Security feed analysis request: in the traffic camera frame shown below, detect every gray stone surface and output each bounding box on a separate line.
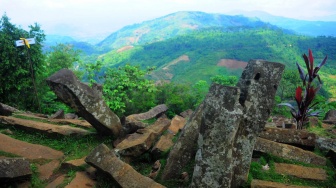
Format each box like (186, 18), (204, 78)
(0, 158), (32, 182)
(231, 60), (285, 186)
(85, 144), (165, 188)
(259, 127), (316, 147)
(191, 85), (243, 187)
(161, 103), (204, 180)
(50, 109), (64, 119)
(255, 137), (326, 166)
(0, 103), (18, 116)
(315, 137), (336, 153)
(126, 104), (168, 122)
(189, 60), (285, 187)
(323, 110), (336, 121)
(46, 69), (122, 136)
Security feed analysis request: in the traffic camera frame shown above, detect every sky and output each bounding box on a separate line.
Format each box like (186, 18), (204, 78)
(1, 0), (336, 41)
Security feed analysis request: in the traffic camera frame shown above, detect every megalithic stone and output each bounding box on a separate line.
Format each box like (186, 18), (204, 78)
(160, 103), (204, 180)
(190, 84), (243, 187)
(231, 60), (285, 186)
(46, 69), (122, 136)
(190, 60), (284, 188)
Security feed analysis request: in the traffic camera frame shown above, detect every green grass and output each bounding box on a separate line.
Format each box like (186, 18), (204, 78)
(247, 154), (336, 188)
(1, 126), (113, 161)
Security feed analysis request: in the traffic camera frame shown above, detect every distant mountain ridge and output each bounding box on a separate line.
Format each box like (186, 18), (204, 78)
(233, 10), (336, 37)
(97, 11), (284, 51)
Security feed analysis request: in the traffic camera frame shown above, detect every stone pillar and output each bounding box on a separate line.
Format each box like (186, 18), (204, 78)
(190, 85), (243, 187)
(231, 60), (285, 186)
(190, 60), (284, 187)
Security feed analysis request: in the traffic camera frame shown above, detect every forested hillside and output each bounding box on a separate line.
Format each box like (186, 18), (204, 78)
(97, 28), (336, 84)
(97, 11), (286, 51)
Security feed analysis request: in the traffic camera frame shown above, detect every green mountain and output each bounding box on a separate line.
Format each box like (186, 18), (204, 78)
(97, 27), (336, 96)
(89, 11), (336, 98)
(97, 11), (285, 51)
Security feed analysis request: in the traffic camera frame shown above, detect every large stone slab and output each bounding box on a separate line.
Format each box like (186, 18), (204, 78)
(251, 179), (313, 188)
(0, 158), (31, 182)
(259, 127), (316, 147)
(167, 115), (186, 135)
(126, 104), (168, 122)
(0, 133), (64, 160)
(255, 137), (326, 166)
(85, 144), (165, 188)
(161, 103), (204, 180)
(46, 69), (122, 136)
(0, 103), (19, 116)
(115, 117), (171, 157)
(315, 137), (336, 153)
(0, 116), (92, 136)
(274, 163), (327, 181)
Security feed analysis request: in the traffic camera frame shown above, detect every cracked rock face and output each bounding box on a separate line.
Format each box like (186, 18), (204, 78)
(46, 69), (122, 136)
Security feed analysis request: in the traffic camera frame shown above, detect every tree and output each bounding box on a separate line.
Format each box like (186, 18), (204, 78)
(39, 43), (82, 114)
(0, 14), (45, 111)
(44, 43), (81, 76)
(211, 75), (238, 86)
(103, 64), (157, 117)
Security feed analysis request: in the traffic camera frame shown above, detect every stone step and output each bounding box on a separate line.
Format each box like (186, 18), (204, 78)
(255, 137), (326, 166)
(251, 179), (313, 188)
(65, 171), (96, 188)
(274, 163), (327, 181)
(15, 113), (93, 129)
(0, 133), (64, 160)
(0, 116), (93, 136)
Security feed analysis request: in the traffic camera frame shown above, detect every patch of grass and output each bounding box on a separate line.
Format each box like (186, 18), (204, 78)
(307, 126), (336, 139)
(248, 153), (336, 188)
(30, 163), (47, 188)
(7, 128), (114, 160)
(0, 150), (21, 158)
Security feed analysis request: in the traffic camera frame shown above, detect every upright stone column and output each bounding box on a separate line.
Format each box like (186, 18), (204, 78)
(190, 60), (284, 188)
(190, 85), (243, 187)
(231, 60), (285, 186)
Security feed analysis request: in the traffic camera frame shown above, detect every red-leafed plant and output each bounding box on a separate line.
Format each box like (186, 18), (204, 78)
(279, 49), (328, 129)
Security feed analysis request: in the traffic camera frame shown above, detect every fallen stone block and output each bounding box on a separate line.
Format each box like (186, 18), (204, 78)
(115, 117), (171, 157)
(274, 163), (327, 181)
(50, 109), (64, 119)
(255, 137), (326, 166)
(85, 144), (165, 188)
(0, 116), (93, 136)
(259, 127), (316, 147)
(0, 103), (19, 116)
(151, 133), (174, 156)
(126, 104), (168, 122)
(168, 115), (186, 135)
(0, 133), (64, 160)
(46, 69), (122, 136)
(251, 179), (313, 188)
(65, 171), (96, 188)
(0, 158), (32, 182)
(315, 137), (336, 153)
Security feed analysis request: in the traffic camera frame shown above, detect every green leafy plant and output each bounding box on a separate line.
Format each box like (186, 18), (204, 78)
(279, 49), (328, 129)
